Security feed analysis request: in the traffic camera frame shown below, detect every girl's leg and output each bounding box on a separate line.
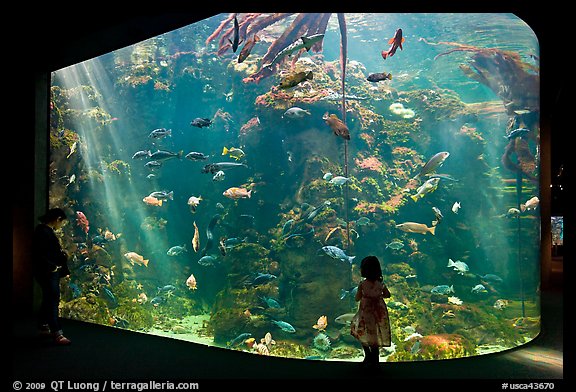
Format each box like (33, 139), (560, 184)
(370, 345), (380, 364)
(362, 345), (371, 363)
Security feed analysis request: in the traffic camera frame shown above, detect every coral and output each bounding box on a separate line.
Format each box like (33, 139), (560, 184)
(313, 332), (331, 351)
(355, 156), (384, 172)
(416, 333), (474, 360)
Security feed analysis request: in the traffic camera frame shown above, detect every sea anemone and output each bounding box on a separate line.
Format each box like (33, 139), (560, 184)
(313, 332), (331, 352)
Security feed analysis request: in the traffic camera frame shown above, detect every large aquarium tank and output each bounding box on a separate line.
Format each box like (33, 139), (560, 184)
(47, 13), (541, 361)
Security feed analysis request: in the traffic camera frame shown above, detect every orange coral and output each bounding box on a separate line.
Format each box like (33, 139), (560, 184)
(359, 132), (375, 148)
(355, 156), (383, 172)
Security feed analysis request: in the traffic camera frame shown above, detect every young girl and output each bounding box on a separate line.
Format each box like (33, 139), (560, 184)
(350, 255), (391, 366)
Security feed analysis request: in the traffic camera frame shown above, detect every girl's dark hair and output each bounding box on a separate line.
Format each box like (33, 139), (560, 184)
(39, 208), (68, 224)
(360, 255), (383, 281)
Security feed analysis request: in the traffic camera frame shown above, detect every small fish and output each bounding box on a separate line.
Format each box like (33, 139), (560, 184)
(238, 34), (259, 63)
(506, 207), (521, 218)
(202, 162), (247, 174)
(414, 152), (450, 180)
(252, 273), (277, 286)
(145, 160), (162, 169)
(262, 34), (324, 68)
(334, 313), (355, 325)
(322, 172), (333, 181)
(167, 245), (187, 256)
(148, 128), (172, 139)
(279, 70), (313, 89)
(411, 177), (440, 202)
(66, 141), (77, 159)
(223, 187), (252, 199)
(149, 150), (183, 161)
(478, 274), (504, 284)
(190, 118), (213, 128)
(320, 245), (355, 264)
(410, 340), (421, 354)
(447, 258), (469, 275)
(75, 211), (90, 234)
(386, 240), (404, 250)
(192, 221), (200, 252)
(187, 196), (202, 213)
(367, 72), (392, 82)
(222, 146), (245, 161)
(142, 195), (163, 206)
(212, 170), (225, 181)
(271, 320), (296, 333)
(493, 299), (509, 310)
(430, 285), (454, 295)
(282, 107), (311, 119)
(186, 273), (197, 290)
(471, 284), (487, 294)
(505, 128), (530, 140)
(313, 315), (328, 331)
(198, 255), (218, 266)
(185, 152), (209, 161)
(260, 296), (281, 308)
(148, 190), (173, 201)
(356, 217), (370, 226)
(227, 332), (252, 347)
(387, 301), (409, 310)
(381, 28), (405, 59)
(452, 201), (461, 214)
(329, 176), (350, 186)
(132, 150), (151, 159)
(520, 196), (539, 212)
(323, 113), (350, 140)
(228, 14), (243, 53)
(432, 207), (444, 226)
(124, 252), (149, 267)
(396, 222), (435, 235)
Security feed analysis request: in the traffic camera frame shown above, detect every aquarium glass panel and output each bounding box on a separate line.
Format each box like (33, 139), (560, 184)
(48, 13), (541, 361)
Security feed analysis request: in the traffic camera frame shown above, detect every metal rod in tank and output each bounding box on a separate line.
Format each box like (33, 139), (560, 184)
(337, 12), (350, 250)
(517, 170), (526, 318)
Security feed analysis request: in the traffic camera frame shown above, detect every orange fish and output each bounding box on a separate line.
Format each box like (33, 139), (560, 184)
(381, 28), (405, 60)
(313, 315), (328, 331)
(186, 273), (197, 290)
(223, 187), (252, 199)
(192, 221), (200, 252)
(143, 195), (163, 206)
(124, 251), (149, 267)
(323, 113), (350, 140)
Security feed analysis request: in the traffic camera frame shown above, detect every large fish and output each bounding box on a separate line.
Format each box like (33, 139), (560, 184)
(381, 28), (405, 59)
(320, 245), (355, 264)
(323, 113), (350, 140)
(367, 72), (392, 83)
(149, 150), (183, 161)
(413, 151), (450, 180)
(202, 162), (247, 174)
(396, 222), (436, 235)
(238, 34), (259, 63)
(263, 34), (324, 69)
(228, 15), (243, 53)
(279, 70), (313, 89)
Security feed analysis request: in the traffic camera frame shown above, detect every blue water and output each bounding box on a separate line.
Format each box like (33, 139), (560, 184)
(50, 13), (540, 361)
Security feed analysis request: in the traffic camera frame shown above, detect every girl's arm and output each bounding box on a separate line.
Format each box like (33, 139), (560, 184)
(382, 284), (391, 299)
(355, 283), (363, 302)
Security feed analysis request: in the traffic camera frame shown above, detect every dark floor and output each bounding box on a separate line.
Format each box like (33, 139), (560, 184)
(13, 286), (563, 388)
